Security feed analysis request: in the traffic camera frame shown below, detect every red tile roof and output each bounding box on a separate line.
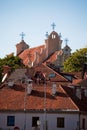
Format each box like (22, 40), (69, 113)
(44, 50), (63, 64)
(18, 44), (63, 66)
(19, 45), (45, 66)
(62, 85), (87, 112)
(0, 83), (79, 112)
(33, 64), (68, 82)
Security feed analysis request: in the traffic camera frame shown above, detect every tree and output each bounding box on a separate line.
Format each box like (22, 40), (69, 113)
(63, 48), (87, 72)
(0, 55), (24, 83)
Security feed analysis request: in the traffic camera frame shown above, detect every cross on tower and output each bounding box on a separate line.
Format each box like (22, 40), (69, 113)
(20, 32), (25, 41)
(51, 22), (56, 31)
(65, 38), (68, 45)
(45, 32), (48, 38)
(59, 33), (62, 39)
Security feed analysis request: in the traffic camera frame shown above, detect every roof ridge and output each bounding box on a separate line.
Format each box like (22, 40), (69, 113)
(43, 63), (68, 81)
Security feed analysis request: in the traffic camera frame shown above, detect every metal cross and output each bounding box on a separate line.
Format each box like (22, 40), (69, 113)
(45, 32), (48, 38)
(59, 33), (62, 39)
(65, 38), (68, 45)
(20, 32), (25, 41)
(51, 22), (56, 31)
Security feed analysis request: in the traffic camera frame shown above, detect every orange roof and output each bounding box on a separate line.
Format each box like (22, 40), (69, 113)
(19, 44), (63, 66)
(0, 83), (78, 112)
(19, 45), (45, 66)
(45, 50), (63, 63)
(33, 64), (68, 82)
(62, 85), (87, 111)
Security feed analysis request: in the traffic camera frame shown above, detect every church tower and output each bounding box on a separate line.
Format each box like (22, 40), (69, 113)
(16, 32), (29, 56)
(63, 38), (71, 62)
(45, 23), (62, 57)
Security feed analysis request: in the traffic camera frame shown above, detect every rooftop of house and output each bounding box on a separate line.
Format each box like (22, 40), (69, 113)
(62, 83), (87, 112)
(19, 45), (45, 66)
(0, 64), (87, 113)
(0, 82), (79, 112)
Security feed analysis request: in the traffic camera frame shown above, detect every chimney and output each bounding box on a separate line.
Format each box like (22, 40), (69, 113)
(84, 88), (87, 97)
(27, 79), (33, 95)
(76, 88), (81, 99)
(52, 82), (57, 96)
(3, 65), (11, 75)
(8, 80), (14, 87)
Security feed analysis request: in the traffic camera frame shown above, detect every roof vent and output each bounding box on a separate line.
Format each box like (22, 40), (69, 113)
(52, 82), (57, 96)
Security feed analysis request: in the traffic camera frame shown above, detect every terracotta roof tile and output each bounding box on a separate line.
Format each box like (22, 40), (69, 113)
(0, 83), (78, 112)
(45, 50), (63, 63)
(62, 85), (87, 111)
(19, 45), (45, 66)
(33, 64), (68, 82)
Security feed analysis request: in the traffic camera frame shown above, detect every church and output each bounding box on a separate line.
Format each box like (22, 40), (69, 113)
(16, 23), (71, 70)
(1, 24), (87, 130)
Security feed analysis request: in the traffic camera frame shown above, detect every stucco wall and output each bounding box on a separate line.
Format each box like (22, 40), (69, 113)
(0, 112), (79, 130)
(80, 114), (87, 130)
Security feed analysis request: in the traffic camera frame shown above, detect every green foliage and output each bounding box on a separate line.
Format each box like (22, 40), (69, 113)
(0, 55), (24, 82)
(64, 48), (87, 72)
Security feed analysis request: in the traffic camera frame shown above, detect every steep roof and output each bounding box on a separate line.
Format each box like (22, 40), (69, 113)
(7, 68), (27, 82)
(44, 50), (63, 63)
(62, 84), (87, 112)
(0, 83), (79, 112)
(19, 45), (45, 66)
(33, 64), (68, 82)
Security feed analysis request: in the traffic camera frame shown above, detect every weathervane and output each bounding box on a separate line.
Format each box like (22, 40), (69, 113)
(51, 22), (56, 31)
(20, 32), (25, 41)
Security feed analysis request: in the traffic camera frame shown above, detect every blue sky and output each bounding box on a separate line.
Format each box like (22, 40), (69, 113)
(0, 0), (87, 58)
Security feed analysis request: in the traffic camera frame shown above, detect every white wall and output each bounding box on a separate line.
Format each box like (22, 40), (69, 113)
(80, 114), (87, 130)
(0, 112), (79, 130)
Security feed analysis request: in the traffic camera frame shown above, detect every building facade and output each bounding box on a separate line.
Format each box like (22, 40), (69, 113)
(0, 111), (79, 130)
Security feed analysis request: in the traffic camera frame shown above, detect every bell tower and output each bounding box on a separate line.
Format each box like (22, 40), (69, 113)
(16, 32), (29, 55)
(45, 23), (62, 57)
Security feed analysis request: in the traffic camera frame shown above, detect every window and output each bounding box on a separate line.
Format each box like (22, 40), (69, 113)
(82, 118), (85, 129)
(32, 117), (39, 127)
(65, 48), (68, 52)
(52, 34), (56, 39)
(57, 117), (64, 128)
(7, 116), (15, 126)
(49, 73), (56, 78)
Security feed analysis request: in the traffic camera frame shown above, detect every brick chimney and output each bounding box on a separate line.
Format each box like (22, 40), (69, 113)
(3, 65), (11, 75)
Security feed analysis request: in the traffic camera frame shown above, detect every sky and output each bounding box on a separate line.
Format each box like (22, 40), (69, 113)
(0, 0), (87, 58)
